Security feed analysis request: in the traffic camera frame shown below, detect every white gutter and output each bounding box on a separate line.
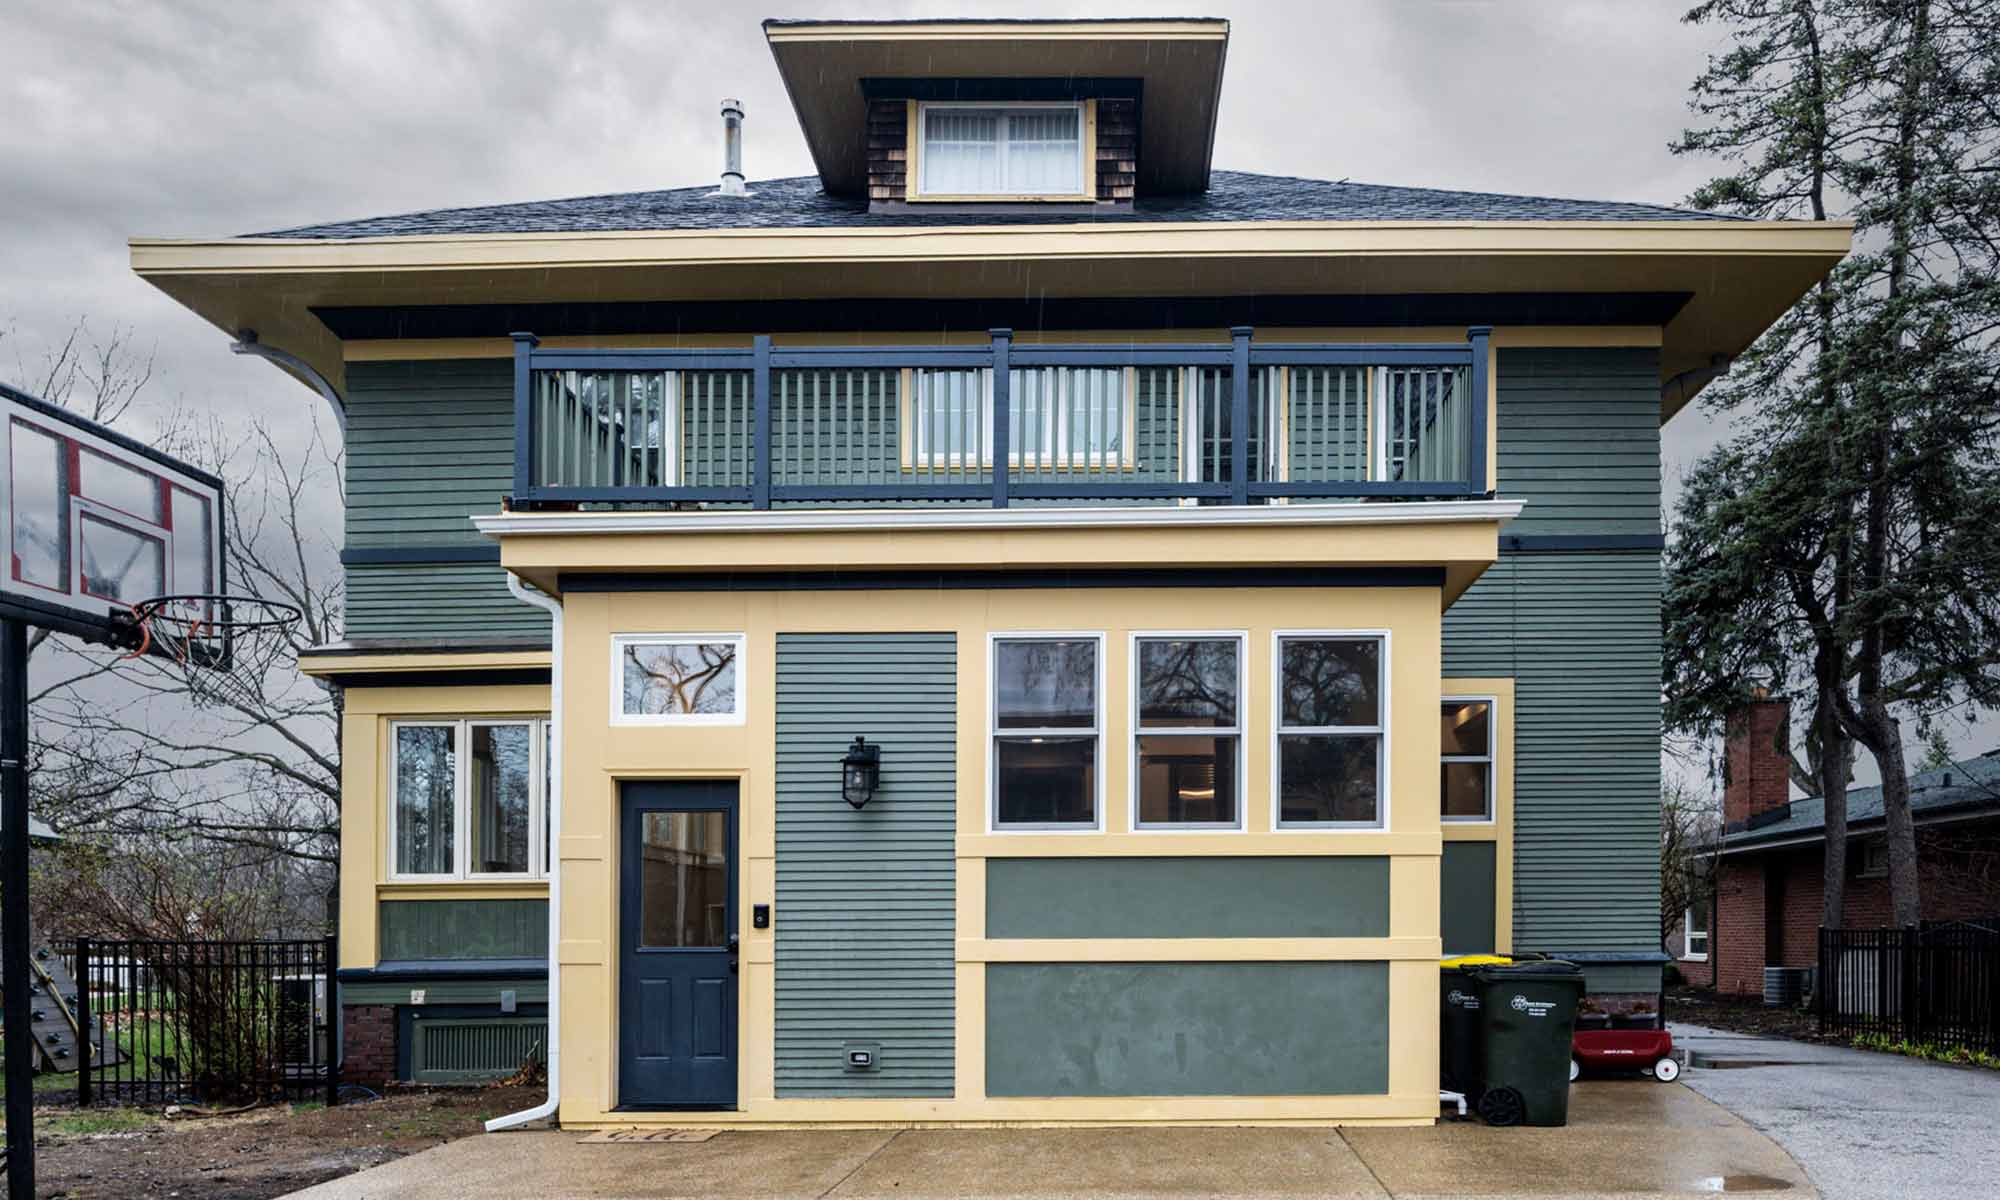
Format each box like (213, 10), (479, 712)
(485, 576), (563, 1133)
(475, 498), (1525, 538)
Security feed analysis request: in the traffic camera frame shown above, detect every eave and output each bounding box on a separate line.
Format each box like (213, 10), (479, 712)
(129, 217), (1851, 422)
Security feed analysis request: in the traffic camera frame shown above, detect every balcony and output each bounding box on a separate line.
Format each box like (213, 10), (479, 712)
(509, 328), (1489, 510)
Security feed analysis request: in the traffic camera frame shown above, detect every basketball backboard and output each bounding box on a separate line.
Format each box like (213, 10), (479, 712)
(1, 380), (222, 647)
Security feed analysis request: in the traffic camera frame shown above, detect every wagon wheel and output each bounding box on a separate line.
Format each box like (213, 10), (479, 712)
(1477, 1085), (1526, 1127)
(1569, 1057), (1580, 1082)
(1653, 1056), (1681, 1082)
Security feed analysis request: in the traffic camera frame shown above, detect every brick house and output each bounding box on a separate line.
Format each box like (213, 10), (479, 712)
(1689, 695), (2000, 996)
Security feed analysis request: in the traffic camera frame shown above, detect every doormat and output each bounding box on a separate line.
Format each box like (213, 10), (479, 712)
(580, 1129), (719, 1144)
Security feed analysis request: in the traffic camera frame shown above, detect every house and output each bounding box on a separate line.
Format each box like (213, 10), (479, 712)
(128, 17), (1847, 1127)
(1689, 694), (2000, 996)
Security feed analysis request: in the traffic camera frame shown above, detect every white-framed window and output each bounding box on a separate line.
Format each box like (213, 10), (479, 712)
(1131, 632), (1245, 830)
(612, 634), (746, 726)
(990, 633), (1103, 830)
(1441, 696), (1496, 822)
(1272, 631), (1389, 829)
(389, 717), (548, 881)
(1683, 897), (1711, 961)
(918, 102), (1084, 197)
(909, 367), (1130, 469)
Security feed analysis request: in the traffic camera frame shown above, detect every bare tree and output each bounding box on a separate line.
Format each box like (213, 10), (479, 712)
(1661, 775), (1723, 945)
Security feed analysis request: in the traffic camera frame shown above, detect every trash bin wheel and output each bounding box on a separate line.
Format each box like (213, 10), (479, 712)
(1568, 1057), (1580, 1083)
(1477, 1085), (1526, 1127)
(1652, 1056), (1680, 1082)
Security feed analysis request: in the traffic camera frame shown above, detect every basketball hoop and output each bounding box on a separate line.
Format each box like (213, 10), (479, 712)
(113, 593), (302, 708)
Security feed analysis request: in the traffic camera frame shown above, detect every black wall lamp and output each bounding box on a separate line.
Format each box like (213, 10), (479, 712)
(841, 736), (881, 808)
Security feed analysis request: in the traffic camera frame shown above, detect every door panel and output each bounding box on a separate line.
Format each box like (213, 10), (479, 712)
(619, 780), (737, 1108)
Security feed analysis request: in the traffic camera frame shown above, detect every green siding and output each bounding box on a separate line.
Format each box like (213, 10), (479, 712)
(378, 900), (548, 962)
(986, 962), (1389, 1097)
(1495, 347), (1660, 536)
(341, 977), (547, 1006)
(987, 857), (1388, 940)
(1580, 963), (1663, 995)
(343, 359), (544, 642)
(1444, 551), (1662, 953)
(774, 633), (956, 1098)
(1440, 842), (1497, 956)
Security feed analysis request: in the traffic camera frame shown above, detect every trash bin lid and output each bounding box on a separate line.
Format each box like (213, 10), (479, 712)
(1473, 959), (1584, 981)
(1440, 954), (1512, 971)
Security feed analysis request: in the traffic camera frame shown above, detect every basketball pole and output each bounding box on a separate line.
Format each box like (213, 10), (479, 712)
(1, 616), (34, 1198)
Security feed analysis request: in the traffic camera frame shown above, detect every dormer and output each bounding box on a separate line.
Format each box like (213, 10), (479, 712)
(763, 17), (1230, 213)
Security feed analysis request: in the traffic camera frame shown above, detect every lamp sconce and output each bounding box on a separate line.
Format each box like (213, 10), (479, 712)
(841, 736), (881, 809)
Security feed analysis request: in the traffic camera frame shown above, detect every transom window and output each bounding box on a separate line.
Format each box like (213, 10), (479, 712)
(613, 634), (745, 725)
(991, 635), (1101, 829)
(1441, 698), (1495, 821)
(1274, 634), (1386, 829)
(391, 718), (549, 880)
(1133, 635), (1244, 829)
(919, 103), (1084, 197)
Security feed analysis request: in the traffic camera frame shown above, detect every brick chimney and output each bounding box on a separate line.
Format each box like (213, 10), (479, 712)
(1723, 691), (1791, 827)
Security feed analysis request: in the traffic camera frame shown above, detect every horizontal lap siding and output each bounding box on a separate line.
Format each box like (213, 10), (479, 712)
(774, 633), (955, 1097)
(1496, 348), (1660, 536)
(344, 360), (542, 641)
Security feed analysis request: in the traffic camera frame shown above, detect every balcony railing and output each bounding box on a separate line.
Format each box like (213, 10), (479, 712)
(510, 327), (1489, 510)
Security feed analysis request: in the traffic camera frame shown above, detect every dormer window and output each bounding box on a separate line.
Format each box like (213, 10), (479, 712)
(915, 102), (1089, 200)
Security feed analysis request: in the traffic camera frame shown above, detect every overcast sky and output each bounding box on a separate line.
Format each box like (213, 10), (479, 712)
(2, 1), (1984, 779)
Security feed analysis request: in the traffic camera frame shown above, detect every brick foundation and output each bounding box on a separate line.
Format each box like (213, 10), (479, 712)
(341, 1004), (396, 1085)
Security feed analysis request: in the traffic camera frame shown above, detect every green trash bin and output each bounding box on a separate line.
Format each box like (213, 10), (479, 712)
(1471, 960), (1585, 1126)
(1439, 955), (1509, 1101)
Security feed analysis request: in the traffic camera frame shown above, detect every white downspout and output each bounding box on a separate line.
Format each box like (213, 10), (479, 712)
(486, 575), (563, 1132)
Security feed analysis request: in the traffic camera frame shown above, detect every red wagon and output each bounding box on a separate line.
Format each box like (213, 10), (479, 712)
(1570, 1026), (1679, 1082)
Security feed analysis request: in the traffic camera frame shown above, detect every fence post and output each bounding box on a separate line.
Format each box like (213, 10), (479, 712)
(324, 934), (339, 1107)
(75, 937), (91, 1107)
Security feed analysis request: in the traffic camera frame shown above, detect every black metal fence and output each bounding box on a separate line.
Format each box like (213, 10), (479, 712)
(1818, 923), (2000, 1053)
(73, 937), (336, 1107)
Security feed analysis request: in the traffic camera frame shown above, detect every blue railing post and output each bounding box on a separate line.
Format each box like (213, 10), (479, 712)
(1230, 326), (1253, 506)
(990, 329), (1012, 509)
(511, 332), (539, 503)
(1466, 325), (1491, 494)
(752, 335), (772, 510)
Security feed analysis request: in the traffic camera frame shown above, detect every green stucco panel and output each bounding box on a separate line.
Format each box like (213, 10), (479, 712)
(340, 977), (548, 1006)
(987, 857), (1389, 940)
(378, 899), (547, 962)
(986, 962), (1389, 1097)
(774, 633), (956, 1098)
(1440, 841), (1497, 956)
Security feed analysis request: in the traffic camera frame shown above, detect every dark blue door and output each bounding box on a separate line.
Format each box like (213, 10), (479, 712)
(618, 780), (737, 1108)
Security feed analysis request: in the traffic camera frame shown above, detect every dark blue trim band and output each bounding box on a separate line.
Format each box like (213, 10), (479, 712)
(556, 566), (1447, 593)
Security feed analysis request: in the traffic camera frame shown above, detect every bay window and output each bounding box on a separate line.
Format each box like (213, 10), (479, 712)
(1274, 633), (1386, 828)
(391, 717), (550, 880)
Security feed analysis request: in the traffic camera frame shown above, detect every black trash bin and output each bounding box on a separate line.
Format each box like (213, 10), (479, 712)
(1439, 955), (1508, 1101)
(1471, 960), (1585, 1127)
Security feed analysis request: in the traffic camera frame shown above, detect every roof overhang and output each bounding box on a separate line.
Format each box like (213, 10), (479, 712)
(131, 218), (1851, 421)
(763, 18), (1229, 197)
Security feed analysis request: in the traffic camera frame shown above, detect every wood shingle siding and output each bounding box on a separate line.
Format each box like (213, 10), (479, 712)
(865, 99), (907, 202)
(1095, 97), (1136, 203)
(774, 633), (956, 1097)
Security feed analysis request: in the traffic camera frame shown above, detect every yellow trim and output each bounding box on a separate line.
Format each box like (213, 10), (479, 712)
(764, 20), (1231, 43)
(904, 100), (917, 203)
(1440, 677), (1516, 954)
(376, 882), (547, 901)
(299, 647), (549, 679)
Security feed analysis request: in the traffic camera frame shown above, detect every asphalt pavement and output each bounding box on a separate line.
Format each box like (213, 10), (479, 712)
(1672, 1021), (2000, 1200)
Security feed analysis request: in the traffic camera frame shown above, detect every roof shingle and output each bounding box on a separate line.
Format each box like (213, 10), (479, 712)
(251, 170), (1735, 240)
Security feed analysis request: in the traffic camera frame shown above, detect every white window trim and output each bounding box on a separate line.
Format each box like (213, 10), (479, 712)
(387, 717), (548, 882)
(1129, 630), (1247, 832)
(610, 633), (748, 726)
(1682, 905), (1711, 962)
(1270, 629), (1392, 832)
(1441, 693), (1498, 824)
(915, 100), (1087, 199)
(987, 631), (1106, 833)
(910, 367), (1134, 470)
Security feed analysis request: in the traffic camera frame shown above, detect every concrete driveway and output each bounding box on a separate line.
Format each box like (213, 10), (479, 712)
(286, 1081), (1811, 1199)
(1673, 1022), (2000, 1200)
